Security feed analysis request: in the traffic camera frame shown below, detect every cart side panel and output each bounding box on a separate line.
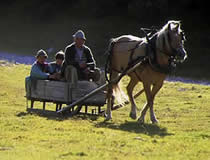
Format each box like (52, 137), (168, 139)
(71, 81), (106, 105)
(45, 81), (70, 102)
(31, 80), (70, 103)
(31, 80), (46, 98)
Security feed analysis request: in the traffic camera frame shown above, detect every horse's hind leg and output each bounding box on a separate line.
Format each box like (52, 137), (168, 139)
(105, 84), (113, 120)
(127, 75), (139, 119)
(105, 71), (119, 121)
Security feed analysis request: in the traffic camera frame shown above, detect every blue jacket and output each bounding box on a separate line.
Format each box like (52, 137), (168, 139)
(25, 61), (53, 98)
(30, 61), (52, 80)
(49, 61), (62, 74)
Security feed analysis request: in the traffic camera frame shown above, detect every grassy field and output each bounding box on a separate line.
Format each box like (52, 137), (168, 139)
(0, 63), (210, 160)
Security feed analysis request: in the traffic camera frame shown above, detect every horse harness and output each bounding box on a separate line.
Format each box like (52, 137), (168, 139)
(129, 29), (177, 75)
(146, 33), (176, 74)
(105, 29), (178, 83)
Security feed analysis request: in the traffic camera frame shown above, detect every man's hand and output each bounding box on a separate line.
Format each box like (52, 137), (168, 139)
(84, 67), (90, 74)
(54, 73), (61, 80)
(49, 74), (56, 80)
(79, 62), (87, 68)
(49, 73), (61, 80)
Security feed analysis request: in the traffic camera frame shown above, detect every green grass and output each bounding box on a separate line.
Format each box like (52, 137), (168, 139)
(0, 63), (210, 160)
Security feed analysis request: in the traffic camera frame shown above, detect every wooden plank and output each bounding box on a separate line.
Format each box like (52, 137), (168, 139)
(57, 83), (108, 113)
(71, 81), (106, 105)
(30, 80), (70, 103)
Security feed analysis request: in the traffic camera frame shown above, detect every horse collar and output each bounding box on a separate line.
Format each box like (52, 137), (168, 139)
(146, 34), (176, 74)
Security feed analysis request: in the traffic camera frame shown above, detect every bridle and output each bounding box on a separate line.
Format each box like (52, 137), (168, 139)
(144, 27), (185, 58)
(141, 27), (186, 74)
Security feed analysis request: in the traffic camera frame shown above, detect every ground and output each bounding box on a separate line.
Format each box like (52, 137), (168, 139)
(0, 63), (210, 160)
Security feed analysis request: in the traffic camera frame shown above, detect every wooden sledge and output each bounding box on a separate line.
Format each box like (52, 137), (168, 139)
(25, 80), (106, 116)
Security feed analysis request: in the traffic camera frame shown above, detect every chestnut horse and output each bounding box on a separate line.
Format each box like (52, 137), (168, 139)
(105, 20), (187, 123)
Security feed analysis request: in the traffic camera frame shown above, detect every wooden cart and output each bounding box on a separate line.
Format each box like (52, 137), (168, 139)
(25, 59), (145, 116)
(25, 80), (106, 116)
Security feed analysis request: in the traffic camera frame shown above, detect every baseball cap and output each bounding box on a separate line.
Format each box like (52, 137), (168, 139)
(72, 30), (86, 40)
(35, 49), (48, 58)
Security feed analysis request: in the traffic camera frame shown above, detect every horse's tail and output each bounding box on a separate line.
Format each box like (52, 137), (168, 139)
(105, 38), (128, 106)
(112, 82), (128, 106)
(105, 38), (115, 83)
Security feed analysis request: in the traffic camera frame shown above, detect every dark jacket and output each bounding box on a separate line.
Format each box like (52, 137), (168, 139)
(64, 43), (96, 70)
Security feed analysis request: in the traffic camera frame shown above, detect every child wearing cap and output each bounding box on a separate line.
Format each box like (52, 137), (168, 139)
(30, 49), (57, 80)
(25, 49), (60, 98)
(49, 50), (65, 80)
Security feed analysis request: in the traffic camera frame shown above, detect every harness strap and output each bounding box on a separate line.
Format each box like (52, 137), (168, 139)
(128, 41), (142, 64)
(145, 31), (176, 75)
(134, 70), (141, 82)
(111, 67), (122, 73)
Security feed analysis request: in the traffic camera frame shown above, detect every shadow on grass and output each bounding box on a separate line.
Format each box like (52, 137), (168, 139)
(16, 109), (68, 121)
(16, 109), (100, 121)
(95, 121), (174, 137)
(17, 110), (173, 137)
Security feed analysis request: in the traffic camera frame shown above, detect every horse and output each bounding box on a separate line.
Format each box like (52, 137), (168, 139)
(105, 20), (187, 124)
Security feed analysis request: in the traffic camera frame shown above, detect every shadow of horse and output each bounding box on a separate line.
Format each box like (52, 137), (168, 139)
(17, 111), (173, 137)
(95, 121), (174, 137)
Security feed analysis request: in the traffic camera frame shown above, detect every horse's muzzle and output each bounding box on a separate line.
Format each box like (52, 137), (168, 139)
(176, 47), (187, 63)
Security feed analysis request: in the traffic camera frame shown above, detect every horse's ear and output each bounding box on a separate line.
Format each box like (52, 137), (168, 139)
(168, 22), (179, 32)
(174, 23), (180, 32)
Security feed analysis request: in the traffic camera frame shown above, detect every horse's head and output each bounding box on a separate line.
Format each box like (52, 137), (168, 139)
(158, 20), (187, 63)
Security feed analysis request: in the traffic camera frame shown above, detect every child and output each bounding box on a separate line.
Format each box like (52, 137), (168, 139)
(49, 50), (65, 80)
(49, 51), (64, 73)
(30, 49), (57, 80)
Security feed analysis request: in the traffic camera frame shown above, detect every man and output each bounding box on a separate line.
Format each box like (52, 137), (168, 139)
(30, 49), (57, 80)
(49, 50), (65, 80)
(63, 30), (100, 83)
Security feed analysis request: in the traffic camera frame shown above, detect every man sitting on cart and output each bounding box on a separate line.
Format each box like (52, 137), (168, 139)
(62, 30), (101, 84)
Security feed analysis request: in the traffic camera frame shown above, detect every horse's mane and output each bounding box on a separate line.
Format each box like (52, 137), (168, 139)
(156, 20), (182, 52)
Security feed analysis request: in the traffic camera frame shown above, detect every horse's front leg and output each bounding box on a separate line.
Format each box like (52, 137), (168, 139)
(149, 83), (163, 123)
(138, 83), (152, 124)
(126, 76), (138, 119)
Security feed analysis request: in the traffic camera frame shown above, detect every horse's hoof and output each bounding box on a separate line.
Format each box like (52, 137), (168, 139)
(104, 114), (112, 121)
(103, 112), (107, 118)
(105, 117), (112, 121)
(138, 117), (144, 125)
(151, 119), (158, 124)
(129, 112), (137, 120)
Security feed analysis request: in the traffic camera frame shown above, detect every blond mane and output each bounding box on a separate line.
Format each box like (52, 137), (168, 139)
(156, 20), (182, 52)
